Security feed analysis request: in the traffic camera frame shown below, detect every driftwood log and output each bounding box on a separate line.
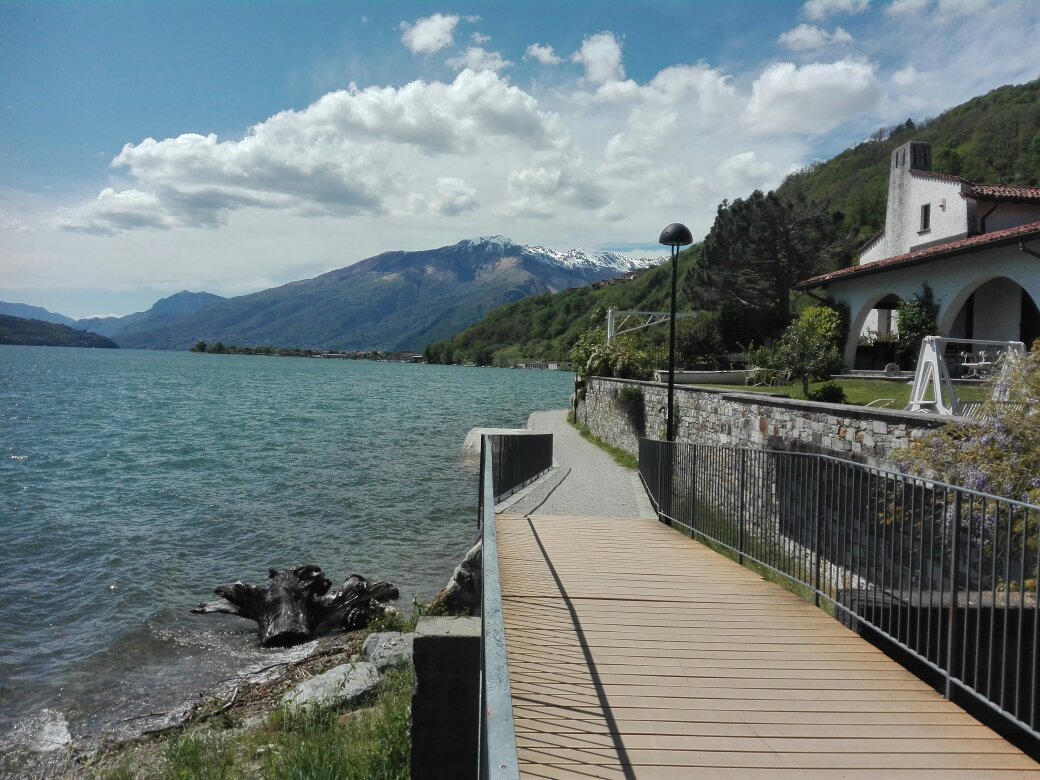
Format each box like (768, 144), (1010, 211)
(191, 565), (399, 647)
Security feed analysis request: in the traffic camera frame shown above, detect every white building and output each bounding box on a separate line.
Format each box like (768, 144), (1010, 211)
(796, 141), (1040, 367)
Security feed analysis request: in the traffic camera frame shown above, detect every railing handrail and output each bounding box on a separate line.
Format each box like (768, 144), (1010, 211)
(639, 436), (1040, 745)
(478, 435), (521, 780)
(646, 441), (1040, 512)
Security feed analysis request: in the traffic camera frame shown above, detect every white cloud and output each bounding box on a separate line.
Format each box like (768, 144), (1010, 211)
(410, 177), (478, 217)
(885, 0), (929, 14)
(445, 47), (512, 73)
(803, 0), (870, 19)
(525, 43), (563, 66)
(743, 59), (881, 134)
(471, 32), (490, 45)
(890, 65), (921, 87)
(501, 164), (607, 219)
(778, 24), (853, 50)
(399, 13), (459, 54)
(717, 152), (781, 190)
(571, 32), (625, 85)
(55, 70), (566, 235)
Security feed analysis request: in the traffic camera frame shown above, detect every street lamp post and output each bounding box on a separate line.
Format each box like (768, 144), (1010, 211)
(659, 223), (693, 442)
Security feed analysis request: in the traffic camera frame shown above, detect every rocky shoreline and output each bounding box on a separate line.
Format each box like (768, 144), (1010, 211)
(0, 541), (482, 779)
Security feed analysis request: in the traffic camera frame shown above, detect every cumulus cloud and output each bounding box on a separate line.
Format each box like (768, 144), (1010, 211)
(399, 13), (459, 54)
(778, 24), (853, 50)
(410, 177), (478, 217)
(471, 31), (490, 45)
(717, 152), (781, 190)
(446, 47), (512, 73)
(525, 43), (563, 66)
(891, 65), (922, 87)
(501, 164), (607, 219)
(803, 0), (870, 19)
(571, 32), (624, 84)
(56, 70), (567, 234)
(743, 59), (881, 134)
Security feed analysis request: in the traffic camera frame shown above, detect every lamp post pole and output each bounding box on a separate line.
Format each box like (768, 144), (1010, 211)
(659, 223), (693, 442)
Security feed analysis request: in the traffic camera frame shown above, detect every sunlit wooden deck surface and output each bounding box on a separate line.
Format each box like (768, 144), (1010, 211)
(498, 514), (1040, 779)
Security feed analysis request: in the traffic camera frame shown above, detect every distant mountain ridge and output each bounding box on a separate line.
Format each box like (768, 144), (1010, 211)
(0, 301), (76, 326)
(36, 236), (660, 351)
(76, 291), (227, 339)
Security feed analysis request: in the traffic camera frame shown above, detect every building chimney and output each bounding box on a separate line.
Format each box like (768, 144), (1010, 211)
(892, 140), (931, 173)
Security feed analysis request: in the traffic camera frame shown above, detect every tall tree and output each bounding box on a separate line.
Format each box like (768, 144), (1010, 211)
(684, 190), (853, 347)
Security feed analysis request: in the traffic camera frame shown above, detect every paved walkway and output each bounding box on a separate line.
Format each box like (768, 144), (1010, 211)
(501, 410), (655, 520)
(495, 412), (1040, 779)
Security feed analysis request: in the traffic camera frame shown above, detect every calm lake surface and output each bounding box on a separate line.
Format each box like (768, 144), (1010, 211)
(0, 346), (572, 746)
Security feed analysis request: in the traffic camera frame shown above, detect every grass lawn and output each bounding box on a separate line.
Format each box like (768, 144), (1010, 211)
(690, 378), (991, 409)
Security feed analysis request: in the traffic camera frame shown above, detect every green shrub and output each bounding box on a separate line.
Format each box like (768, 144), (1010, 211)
(807, 381), (847, 404)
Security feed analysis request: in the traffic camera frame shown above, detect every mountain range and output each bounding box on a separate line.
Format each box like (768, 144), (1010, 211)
(1, 237), (660, 351)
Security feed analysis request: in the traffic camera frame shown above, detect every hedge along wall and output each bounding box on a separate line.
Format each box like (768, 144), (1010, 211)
(576, 377), (949, 471)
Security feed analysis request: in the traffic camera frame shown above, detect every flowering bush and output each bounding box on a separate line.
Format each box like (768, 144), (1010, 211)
(900, 343), (1040, 505)
(569, 328), (654, 381)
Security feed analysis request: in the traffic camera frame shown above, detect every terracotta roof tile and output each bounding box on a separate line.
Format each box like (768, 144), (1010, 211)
(967, 183), (1040, 202)
(909, 169), (967, 185)
(796, 219), (1040, 289)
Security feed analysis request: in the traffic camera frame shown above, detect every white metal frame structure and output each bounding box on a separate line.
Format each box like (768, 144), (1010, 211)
(906, 336), (1025, 415)
(606, 307), (698, 342)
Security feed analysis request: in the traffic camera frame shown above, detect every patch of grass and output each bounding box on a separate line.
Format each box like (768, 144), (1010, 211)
(568, 414), (638, 469)
(263, 663), (413, 780)
(161, 732), (240, 780)
(694, 378), (990, 408)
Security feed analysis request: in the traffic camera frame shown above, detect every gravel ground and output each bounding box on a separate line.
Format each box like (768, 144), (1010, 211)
(501, 410), (657, 520)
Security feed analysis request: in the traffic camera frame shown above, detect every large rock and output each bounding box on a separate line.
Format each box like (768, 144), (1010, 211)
(361, 632), (416, 671)
(280, 661), (379, 711)
(430, 540), (482, 615)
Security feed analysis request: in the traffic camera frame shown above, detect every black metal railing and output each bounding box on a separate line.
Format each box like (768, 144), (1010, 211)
(478, 433), (553, 524)
(477, 435), (528, 780)
(639, 438), (1040, 742)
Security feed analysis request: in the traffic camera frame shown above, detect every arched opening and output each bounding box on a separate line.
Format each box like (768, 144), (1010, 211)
(942, 277), (1040, 348)
(853, 292), (901, 370)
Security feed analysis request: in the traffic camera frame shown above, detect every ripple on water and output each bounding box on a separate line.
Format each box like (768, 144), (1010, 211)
(0, 348), (572, 745)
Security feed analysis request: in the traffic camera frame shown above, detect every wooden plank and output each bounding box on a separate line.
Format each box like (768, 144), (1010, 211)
(498, 514), (1040, 777)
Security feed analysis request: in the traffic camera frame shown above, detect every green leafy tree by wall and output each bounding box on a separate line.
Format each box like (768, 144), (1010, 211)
(896, 282), (940, 366)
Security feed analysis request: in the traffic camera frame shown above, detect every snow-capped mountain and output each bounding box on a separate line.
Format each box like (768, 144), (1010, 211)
(93, 236), (665, 351)
(461, 235), (662, 272)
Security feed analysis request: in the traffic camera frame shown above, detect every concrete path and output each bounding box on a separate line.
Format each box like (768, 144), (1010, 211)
(500, 410), (656, 520)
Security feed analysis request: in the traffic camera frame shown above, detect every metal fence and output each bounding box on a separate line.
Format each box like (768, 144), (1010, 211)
(477, 434), (536, 780)
(478, 433), (553, 525)
(639, 437), (1040, 742)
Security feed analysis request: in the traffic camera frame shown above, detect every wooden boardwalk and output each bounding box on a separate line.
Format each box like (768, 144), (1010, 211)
(497, 514), (1040, 779)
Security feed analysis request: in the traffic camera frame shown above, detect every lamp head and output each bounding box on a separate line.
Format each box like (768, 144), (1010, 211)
(658, 222), (693, 247)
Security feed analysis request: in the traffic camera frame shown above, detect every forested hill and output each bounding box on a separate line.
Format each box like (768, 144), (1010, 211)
(426, 78), (1040, 366)
(777, 79), (1040, 243)
(0, 315), (119, 348)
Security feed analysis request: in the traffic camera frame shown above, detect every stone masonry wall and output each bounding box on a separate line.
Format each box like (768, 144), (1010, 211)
(577, 377), (950, 471)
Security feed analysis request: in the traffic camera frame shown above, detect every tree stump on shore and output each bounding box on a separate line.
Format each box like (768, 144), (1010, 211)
(191, 565), (399, 647)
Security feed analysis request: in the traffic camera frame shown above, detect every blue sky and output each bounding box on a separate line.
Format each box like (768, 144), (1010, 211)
(1, 0), (1038, 318)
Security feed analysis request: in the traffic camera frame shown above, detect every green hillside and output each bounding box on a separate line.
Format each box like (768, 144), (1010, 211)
(0, 315), (119, 348)
(427, 78), (1040, 365)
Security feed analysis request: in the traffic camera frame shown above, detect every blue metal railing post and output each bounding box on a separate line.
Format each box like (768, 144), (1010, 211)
(946, 490), (962, 702)
(478, 435), (522, 780)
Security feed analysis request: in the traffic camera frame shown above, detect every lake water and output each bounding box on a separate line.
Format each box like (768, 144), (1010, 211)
(0, 346), (572, 748)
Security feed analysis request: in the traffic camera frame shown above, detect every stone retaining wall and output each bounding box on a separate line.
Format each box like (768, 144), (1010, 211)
(576, 377), (950, 470)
